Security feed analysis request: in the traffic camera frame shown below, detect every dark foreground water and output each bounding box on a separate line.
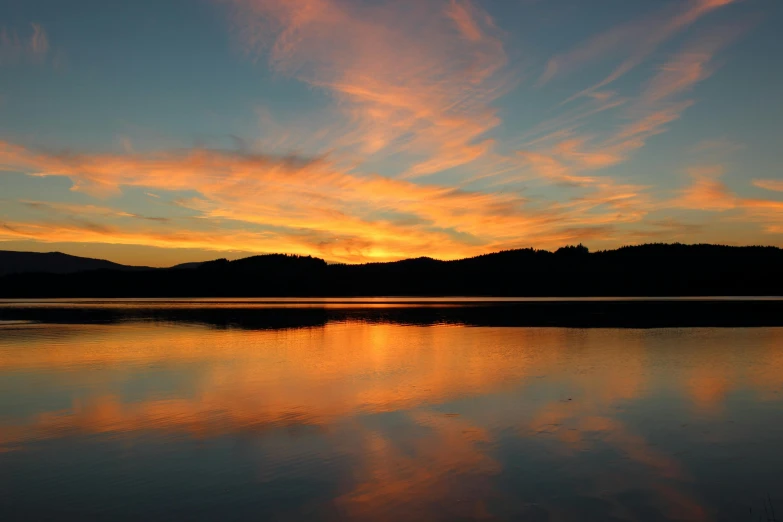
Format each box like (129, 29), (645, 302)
(1, 300), (782, 521)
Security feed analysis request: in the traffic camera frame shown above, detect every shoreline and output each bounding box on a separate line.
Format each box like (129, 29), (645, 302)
(3, 299), (783, 328)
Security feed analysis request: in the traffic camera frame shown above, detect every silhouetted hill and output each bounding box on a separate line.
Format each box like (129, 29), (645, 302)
(0, 243), (782, 297)
(169, 261), (206, 270)
(0, 251), (153, 277)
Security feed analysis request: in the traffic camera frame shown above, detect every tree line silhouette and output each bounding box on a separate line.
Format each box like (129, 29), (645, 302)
(1, 243), (782, 298)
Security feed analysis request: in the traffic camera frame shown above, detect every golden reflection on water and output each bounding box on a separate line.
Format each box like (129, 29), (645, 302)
(1, 322), (782, 520)
(0, 324), (550, 440)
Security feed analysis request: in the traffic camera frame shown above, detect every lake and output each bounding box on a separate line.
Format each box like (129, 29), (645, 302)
(1, 300), (782, 521)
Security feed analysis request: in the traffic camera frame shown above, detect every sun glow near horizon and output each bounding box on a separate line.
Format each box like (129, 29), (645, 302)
(1, 0), (782, 266)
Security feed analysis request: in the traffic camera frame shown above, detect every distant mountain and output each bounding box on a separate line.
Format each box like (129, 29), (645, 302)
(0, 251), (153, 277)
(168, 262), (206, 270)
(1, 244), (782, 297)
(0, 251), (214, 276)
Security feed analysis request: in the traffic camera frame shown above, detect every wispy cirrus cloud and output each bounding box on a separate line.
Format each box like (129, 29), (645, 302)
(224, 0), (510, 179)
(539, 0), (737, 98)
(17, 200), (171, 223)
(0, 218), (309, 255)
(0, 23), (49, 66)
(515, 21), (744, 190)
(754, 179), (783, 193)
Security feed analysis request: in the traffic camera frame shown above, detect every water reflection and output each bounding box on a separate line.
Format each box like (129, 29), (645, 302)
(0, 316), (782, 521)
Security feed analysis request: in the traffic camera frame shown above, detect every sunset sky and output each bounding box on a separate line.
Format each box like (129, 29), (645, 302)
(1, 0), (782, 266)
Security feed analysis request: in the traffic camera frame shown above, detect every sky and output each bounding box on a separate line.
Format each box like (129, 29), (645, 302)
(1, 0), (782, 266)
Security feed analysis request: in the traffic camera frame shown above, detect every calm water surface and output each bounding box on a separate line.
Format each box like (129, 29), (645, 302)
(1, 301), (782, 521)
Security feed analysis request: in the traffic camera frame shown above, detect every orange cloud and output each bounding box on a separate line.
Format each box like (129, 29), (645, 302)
(642, 24), (745, 106)
(515, 22), (743, 194)
(754, 179), (783, 192)
(502, 1), (746, 201)
(0, 139), (677, 262)
(0, 2), (773, 261)
(517, 150), (598, 187)
(594, 27), (741, 163)
(643, 52), (713, 104)
(672, 166), (736, 211)
(516, 94), (627, 150)
(225, 0), (509, 179)
(665, 166), (783, 237)
(740, 198), (783, 234)
(542, 0), (737, 100)
(445, 0), (487, 42)
(553, 139), (624, 170)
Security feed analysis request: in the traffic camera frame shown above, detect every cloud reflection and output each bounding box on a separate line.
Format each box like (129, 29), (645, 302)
(2, 321), (783, 519)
